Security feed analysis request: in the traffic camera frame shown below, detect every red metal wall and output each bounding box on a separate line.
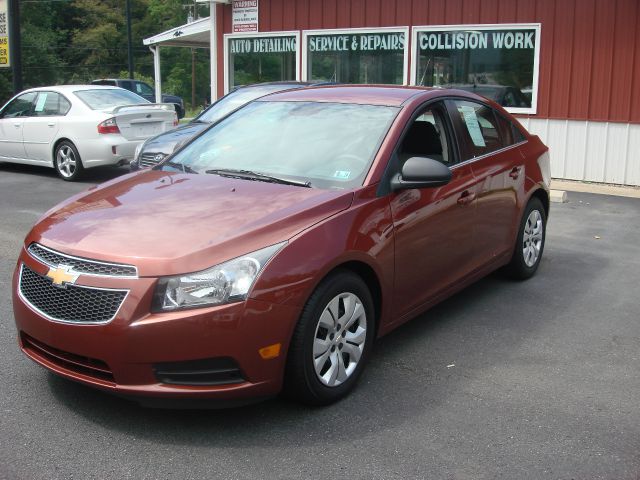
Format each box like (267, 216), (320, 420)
(217, 0), (640, 123)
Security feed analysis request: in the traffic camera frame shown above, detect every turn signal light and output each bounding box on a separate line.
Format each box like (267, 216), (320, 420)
(258, 343), (281, 360)
(98, 117), (120, 134)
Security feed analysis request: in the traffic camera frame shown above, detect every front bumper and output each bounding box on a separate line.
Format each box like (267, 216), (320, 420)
(12, 249), (300, 404)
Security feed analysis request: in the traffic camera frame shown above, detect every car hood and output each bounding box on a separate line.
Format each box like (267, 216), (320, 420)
(28, 171), (354, 277)
(143, 122), (210, 155)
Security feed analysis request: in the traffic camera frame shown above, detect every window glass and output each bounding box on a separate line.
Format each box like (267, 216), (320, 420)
(494, 113), (517, 146)
(1, 92), (36, 118)
(227, 35), (297, 90)
(136, 82), (154, 96)
(119, 80), (134, 92)
(399, 105), (451, 164)
(74, 89), (150, 110)
(451, 100), (503, 159)
(414, 25), (539, 112)
(32, 92), (71, 116)
(307, 30), (406, 84)
(167, 101), (399, 190)
(197, 83), (302, 123)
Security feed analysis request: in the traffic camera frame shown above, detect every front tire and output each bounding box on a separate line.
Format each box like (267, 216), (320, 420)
(506, 197), (546, 279)
(54, 141), (84, 181)
(284, 270), (375, 405)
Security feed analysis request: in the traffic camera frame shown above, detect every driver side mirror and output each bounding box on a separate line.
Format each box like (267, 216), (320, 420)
(390, 156), (452, 191)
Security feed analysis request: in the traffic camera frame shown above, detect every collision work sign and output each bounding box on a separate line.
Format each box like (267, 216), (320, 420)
(0, 0), (9, 67)
(232, 0), (258, 33)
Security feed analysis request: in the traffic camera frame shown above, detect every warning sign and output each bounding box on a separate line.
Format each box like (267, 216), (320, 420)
(232, 0), (258, 33)
(0, 0), (9, 67)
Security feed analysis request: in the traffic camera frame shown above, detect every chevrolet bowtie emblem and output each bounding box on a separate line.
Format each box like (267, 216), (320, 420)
(46, 265), (80, 288)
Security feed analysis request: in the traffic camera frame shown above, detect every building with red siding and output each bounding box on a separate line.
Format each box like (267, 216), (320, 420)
(144, 0), (640, 186)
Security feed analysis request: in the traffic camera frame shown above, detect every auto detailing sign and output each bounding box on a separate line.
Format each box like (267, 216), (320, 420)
(308, 32), (405, 52)
(230, 36), (295, 54)
(0, 0), (9, 67)
(232, 0), (258, 33)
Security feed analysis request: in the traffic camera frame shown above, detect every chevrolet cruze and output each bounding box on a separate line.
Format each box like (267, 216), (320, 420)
(13, 85), (550, 407)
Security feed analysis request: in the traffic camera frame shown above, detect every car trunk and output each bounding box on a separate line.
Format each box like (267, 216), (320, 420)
(109, 104), (176, 141)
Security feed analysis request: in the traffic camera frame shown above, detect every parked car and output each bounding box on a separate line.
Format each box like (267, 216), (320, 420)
(13, 85), (550, 407)
(447, 84), (531, 108)
(92, 78), (185, 118)
(0, 85), (178, 180)
(131, 81), (318, 170)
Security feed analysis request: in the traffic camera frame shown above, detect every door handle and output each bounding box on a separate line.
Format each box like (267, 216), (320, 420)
(47, 123), (55, 127)
(13, 123), (21, 128)
(509, 166), (522, 179)
(457, 190), (476, 206)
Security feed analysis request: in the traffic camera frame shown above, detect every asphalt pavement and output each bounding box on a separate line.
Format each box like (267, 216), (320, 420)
(1, 162), (639, 480)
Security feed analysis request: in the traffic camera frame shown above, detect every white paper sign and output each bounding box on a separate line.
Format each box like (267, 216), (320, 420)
(232, 0), (258, 33)
(460, 105), (486, 147)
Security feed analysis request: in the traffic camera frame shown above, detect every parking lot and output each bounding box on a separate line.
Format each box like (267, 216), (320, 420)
(1, 163), (639, 480)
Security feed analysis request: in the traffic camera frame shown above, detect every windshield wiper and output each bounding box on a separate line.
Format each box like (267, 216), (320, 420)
(162, 160), (198, 174)
(205, 168), (311, 188)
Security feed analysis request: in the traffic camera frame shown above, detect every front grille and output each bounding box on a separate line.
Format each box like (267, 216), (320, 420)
(28, 243), (137, 278)
(139, 152), (165, 168)
(21, 333), (115, 383)
(19, 265), (128, 324)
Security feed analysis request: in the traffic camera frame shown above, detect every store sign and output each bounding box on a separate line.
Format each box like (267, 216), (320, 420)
(0, 0), (9, 67)
(308, 32), (405, 52)
(230, 36), (295, 54)
(413, 25), (540, 113)
(232, 0), (258, 33)
(418, 31), (535, 51)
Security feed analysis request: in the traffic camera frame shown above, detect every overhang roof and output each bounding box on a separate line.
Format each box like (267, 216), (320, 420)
(143, 17), (211, 48)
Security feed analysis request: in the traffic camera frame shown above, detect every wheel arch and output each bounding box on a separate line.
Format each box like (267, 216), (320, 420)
(528, 187), (550, 219)
(321, 260), (383, 338)
(51, 137), (77, 162)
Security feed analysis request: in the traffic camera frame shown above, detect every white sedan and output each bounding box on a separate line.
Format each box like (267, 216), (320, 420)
(0, 85), (178, 180)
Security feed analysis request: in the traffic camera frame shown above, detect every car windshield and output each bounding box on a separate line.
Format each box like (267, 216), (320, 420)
(165, 101), (399, 190)
(74, 89), (149, 110)
(196, 84), (302, 123)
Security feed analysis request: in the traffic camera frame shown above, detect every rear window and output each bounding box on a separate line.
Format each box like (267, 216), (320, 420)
(74, 89), (149, 110)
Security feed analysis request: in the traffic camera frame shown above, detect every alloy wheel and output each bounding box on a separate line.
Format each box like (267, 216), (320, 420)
(522, 209), (543, 267)
(313, 292), (367, 387)
(56, 145), (77, 178)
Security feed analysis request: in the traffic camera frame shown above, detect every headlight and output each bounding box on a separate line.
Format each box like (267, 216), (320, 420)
(152, 242), (286, 312)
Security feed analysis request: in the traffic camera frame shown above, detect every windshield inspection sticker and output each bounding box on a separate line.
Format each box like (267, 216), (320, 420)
(333, 170), (351, 179)
(460, 105), (486, 147)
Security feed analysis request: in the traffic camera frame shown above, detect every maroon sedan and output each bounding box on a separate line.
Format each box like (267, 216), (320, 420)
(13, 85), (549, 407)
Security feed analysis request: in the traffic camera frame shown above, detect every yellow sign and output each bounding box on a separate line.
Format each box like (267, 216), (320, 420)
(0, 0), (9, 67)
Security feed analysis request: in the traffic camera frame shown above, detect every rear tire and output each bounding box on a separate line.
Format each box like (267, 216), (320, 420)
(505, 197), (546, 280)
(54, 141), (84, 181)
(284, 270), (375, 405)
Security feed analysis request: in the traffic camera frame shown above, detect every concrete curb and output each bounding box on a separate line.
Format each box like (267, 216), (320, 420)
(550, 179), (640, 199)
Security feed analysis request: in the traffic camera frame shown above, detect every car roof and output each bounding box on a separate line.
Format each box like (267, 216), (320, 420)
(19, 85), (126, 95)
(258, 84), (439, 107)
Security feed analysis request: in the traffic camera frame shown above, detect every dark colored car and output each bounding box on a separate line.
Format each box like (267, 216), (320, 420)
(131, 82), (315, 170)
(13, 85), (550, 407)
(91, 79), (185, 119)
(447, 84), (531, 109)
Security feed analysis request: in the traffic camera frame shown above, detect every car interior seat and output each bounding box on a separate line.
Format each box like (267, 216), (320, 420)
(400, 121), (445, 163)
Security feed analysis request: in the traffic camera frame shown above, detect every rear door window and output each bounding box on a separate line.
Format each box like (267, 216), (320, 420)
(32, 92), (71, 116)
(449, 100), (504, 160)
